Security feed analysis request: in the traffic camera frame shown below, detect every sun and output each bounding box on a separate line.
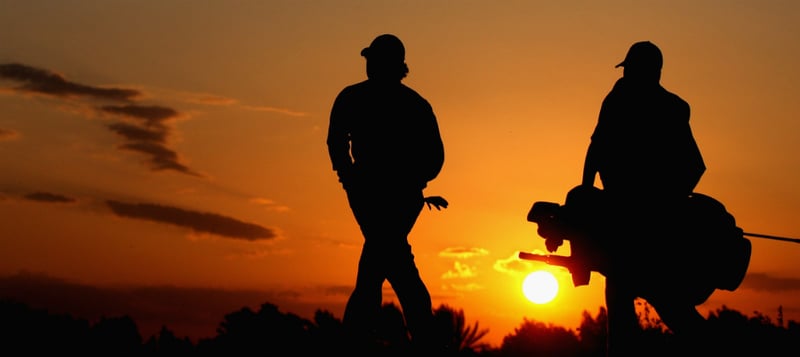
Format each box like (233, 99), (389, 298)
(522, 270), (559, 304)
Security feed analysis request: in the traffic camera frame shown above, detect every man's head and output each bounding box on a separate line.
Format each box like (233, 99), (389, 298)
(361, 34), (409, 81)
(616, 41), (662, 84)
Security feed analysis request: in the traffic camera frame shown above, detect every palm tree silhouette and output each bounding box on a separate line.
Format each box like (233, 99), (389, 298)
(434, 303), (491, 354)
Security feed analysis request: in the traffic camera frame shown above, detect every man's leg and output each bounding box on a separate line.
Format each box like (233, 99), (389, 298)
(343, 188), (388, 352)
(605, 277), (640, 357)
(343, 241), (385, 337)
(652, 301), (709, 354)
(386, 243), (436, 352)
(383, 190), (442, 353)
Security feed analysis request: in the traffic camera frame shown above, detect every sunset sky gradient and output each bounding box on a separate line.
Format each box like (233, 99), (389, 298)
(1, 1), (799, 347)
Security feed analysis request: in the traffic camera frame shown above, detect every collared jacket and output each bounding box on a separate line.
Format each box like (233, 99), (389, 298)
(584, 77), (705, 201)
(327, 79), (444, 191)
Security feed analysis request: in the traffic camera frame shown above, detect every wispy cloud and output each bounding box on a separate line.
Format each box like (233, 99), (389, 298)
(439, 247), (489, 259)
(118, 141), (197, 175)
(100, 104), (179, 123)
(1, 63), (306, 177)
(106, 200), (276, 241)
(494, 252), (535, 276)
(100, 104), (199, 176)
(23, 192), (76, 203)
(184, 93), (239, 106)
(242, 105), (307, 117)
(249, 197), (290, 212)
(444, 282), (484, 292)
(741, 272), (800, 293)
(0, 63), (139, 101)
(178, 91), (307, 117)
(107, 122), (167, 142)
(0, 63), (198, 176)
(442, 261), (478, 279)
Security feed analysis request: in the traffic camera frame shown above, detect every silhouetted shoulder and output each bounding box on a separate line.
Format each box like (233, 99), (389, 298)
(334, 80), (370, 99)
(330, 81), (371, 119)
(399, 83), (434, 109)
(598, 78), (628, 108)
(660, 86), (691, 121)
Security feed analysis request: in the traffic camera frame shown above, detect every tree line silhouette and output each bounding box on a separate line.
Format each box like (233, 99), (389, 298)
(1, 298), (797, 356)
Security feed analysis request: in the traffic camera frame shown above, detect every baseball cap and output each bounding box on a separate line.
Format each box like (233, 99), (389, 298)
(615, 41), (663, 70)
(360, 34), (405, 62)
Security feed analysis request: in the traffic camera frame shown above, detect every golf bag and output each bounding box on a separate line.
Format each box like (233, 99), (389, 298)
(520, 185), (751, 305)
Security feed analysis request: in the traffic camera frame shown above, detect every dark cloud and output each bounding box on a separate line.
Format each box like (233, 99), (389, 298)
(0, 63), (139, 101)
(107, 122), (168, 142)
(740, 272), (800, 292)
(322, 285), (353, 297)
(106, 200), (276, 241)
(23, 191), (76, 203)
(1, 63), (198, 176)
(100, 104), (179, 124)
(99, 104), (198, 175)
(118, 139), (198, 176)
(0, 271), (337, 342)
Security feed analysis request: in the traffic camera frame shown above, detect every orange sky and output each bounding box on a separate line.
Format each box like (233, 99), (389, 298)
(1, 1), (799, 347)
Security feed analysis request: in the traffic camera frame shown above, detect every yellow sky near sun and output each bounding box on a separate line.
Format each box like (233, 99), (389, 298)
(1, 0), (799, 347)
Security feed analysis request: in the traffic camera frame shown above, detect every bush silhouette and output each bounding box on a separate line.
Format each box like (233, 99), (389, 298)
(1, 297), (798, 356)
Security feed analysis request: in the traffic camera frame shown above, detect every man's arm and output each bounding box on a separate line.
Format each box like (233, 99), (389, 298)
(680, 100), (705, 193)
(327, 90), (355, 187)
(582, 142), (599, 187)
(415, 99), (445, 186)
(582, 93), (616, 188)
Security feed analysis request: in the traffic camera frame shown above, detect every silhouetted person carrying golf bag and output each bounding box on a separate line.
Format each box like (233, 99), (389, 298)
(520, 41), (752, 357)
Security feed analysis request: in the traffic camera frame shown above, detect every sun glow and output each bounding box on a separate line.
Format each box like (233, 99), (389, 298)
(522, 270), (559, 304)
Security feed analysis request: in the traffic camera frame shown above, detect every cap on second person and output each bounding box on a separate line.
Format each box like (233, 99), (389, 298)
(361, 34), (405, 62)
(615, 41), (663, 70)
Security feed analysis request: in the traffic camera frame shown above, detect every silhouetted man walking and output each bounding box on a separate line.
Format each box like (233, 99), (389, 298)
(327, 33), (445, 354)
(581, 41), (707, 356)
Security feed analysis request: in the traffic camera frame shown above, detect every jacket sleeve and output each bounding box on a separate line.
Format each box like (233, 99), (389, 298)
(327, 89), (354, 183)
(583, 93), (614, 188)
(420, 104), (445, 185)
(681, 105), (706, 193)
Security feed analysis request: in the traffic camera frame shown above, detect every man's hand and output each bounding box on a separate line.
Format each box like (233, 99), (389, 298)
(424, 196), (449, 210)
